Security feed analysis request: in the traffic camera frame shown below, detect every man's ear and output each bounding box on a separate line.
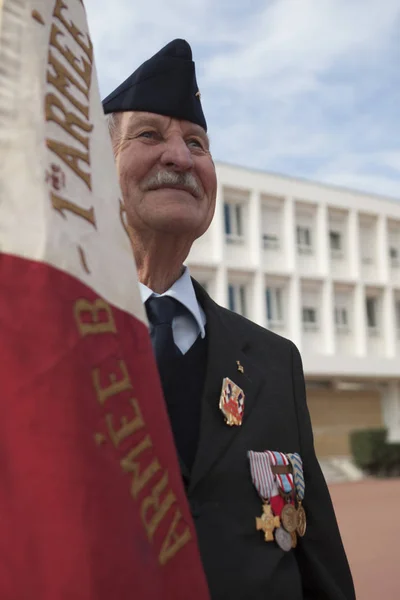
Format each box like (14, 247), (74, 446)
(119, 199), (129, 238)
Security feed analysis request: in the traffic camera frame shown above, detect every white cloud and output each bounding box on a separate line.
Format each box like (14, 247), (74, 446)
(85, 0), (400, 199)
(203, 0), (399, 87)
(85, 0), (216, 89)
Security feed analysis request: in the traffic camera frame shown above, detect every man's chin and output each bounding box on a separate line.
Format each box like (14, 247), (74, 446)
(155, 220), (200, 236)
(149, 210), (204, 237)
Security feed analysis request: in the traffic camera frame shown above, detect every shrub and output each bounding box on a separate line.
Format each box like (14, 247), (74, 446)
(349, 428), (400, 477)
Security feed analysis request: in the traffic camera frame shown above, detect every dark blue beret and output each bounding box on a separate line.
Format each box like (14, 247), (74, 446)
(102, 39), (207, 131)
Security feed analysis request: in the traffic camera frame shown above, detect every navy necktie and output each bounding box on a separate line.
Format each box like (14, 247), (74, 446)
(145, 296), (182, 373)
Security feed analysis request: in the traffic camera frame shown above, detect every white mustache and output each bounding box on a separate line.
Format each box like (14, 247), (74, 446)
(141, 170), (202, 197)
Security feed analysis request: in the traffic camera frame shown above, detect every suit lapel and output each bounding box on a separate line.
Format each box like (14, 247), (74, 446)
(189, 281), (265, 493)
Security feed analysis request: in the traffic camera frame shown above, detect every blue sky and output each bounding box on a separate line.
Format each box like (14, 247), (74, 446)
(85, 0), (400, 198)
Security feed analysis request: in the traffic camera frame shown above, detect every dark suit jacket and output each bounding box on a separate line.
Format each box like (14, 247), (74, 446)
(183, 280), (355, 600)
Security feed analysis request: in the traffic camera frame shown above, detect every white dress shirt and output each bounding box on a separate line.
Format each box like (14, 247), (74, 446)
(139, 266), (206, 355)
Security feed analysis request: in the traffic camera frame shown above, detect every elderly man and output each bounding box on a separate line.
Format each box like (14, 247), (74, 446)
(103, 39), (355, 600)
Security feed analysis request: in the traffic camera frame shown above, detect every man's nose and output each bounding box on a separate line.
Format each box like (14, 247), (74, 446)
(160, 136), (194, 171)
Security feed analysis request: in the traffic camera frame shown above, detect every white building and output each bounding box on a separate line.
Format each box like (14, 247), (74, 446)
(187, 162), (400, 459)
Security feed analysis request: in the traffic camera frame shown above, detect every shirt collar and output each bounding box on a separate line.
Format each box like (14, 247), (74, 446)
(139, 266), (206, 338)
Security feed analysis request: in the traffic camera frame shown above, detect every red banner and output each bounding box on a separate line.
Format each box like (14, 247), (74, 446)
(0, 255), (209, 599)
(0, 0), (209, 598)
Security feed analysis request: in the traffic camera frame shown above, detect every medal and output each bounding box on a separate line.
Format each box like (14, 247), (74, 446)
(296, 502), (307, 537)
(219, 377), (245, 426)
(255, 502), (280, 542)
(275, 527), (292, 552)
(248, 451), (281, 544)
(281, 502), (298, 533)
(287, 453), (307, 537)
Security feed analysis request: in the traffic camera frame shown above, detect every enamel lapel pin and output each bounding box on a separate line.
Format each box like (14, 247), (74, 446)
(219, 377), (245, 426)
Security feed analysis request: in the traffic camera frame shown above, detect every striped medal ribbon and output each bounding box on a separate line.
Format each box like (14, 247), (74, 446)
(266, 451), (295, 498)
(248, 451), (283, 544)
(286, 452), (305, 500)
(248, 451), (279, 502)
(286, 452), (307, 537)
(267, 451), (299, 543)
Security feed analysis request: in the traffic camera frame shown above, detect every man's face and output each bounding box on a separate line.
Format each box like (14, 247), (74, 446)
(115, 111), (217, 241)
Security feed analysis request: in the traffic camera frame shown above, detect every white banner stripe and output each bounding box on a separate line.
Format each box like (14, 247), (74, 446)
(0, 0), (146, 324)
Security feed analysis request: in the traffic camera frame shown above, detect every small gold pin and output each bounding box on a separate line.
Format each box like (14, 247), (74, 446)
(195, 90), (201, 99)
(236, 360), (244, 374)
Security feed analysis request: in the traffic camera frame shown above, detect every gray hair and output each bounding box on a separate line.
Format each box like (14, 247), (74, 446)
(106, 112), (122, 151)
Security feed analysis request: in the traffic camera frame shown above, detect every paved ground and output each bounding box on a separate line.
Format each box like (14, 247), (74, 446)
(329, 478), (400, 600)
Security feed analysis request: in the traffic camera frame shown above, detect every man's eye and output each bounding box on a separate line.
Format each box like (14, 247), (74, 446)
(138, 131), (157, 139)
(187, 138), (204, 149)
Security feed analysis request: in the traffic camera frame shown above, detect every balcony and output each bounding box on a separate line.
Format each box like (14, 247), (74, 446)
(331, 248), (344, 260)
(367, 326), (381, 338)
(297, 244), (314, 256)
(268, 319), (285, 331)
(390, 258), (400, 269)
(335, 324), (350, 335)
(262, 234), (280, 250)
(226, 233), (245, 245)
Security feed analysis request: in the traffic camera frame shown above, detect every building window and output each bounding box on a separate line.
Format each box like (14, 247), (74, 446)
(366, 297), (379, 335)
(390, 246), (400, 267)
(330, 230), (343, 258)
(360, 222), (375, 265)
(266, 287), (283, 327)
(302, 306), (318, 331)
(297, 226), (313, 254)
(261, 204), (281, 250)
(228, 283), (247, 317)
(335, 307), (349, 333)
(224, 203), (244, 243)
(330, 231), (341, 250)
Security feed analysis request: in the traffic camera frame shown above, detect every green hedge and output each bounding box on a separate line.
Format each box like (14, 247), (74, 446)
(349, 428), (400, 477)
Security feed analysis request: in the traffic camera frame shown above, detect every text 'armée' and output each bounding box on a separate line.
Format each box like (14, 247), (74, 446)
(73, 296), (192, 565)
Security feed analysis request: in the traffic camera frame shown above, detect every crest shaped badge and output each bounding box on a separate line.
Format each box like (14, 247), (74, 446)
(219, 377), (245, 426)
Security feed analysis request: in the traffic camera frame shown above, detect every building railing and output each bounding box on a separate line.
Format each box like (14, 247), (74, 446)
(297, 244), (314, 255)
(335, 324), (350, 334)
(267, 319), (285, 330)
(330, 249), (344, 259)
(262, 235), (280, 250)
(226, 233), (245, 245)
(367, 326), (381, 337)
